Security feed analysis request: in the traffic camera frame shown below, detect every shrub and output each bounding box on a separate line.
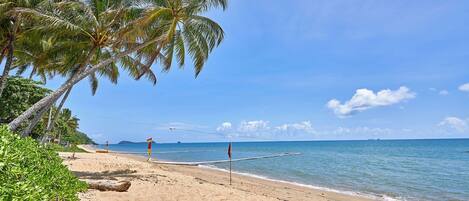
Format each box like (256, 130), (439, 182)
(0, 126), (87, 200)
(61, 131), (96, 145)
(46, 144), (86, 153)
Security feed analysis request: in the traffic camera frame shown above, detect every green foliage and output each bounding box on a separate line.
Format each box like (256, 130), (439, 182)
(53, 108), (79, 139)
(0, 76), (50, 123)
(46, 143), (86, 153)
(0, 76), (96, 143)
(0, 126), (87, 200)
(62, 131), (96, 145)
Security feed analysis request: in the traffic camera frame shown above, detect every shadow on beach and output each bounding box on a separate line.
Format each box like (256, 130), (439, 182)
(72, 169), (138, 180)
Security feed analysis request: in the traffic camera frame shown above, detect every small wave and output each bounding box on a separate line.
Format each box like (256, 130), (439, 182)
(114, 150), (216, 154)
(199, 165), (401, 201)
(154, 150), (216, 154)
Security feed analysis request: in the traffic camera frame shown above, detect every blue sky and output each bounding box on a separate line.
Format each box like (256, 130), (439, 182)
(5, 0), (469, 143)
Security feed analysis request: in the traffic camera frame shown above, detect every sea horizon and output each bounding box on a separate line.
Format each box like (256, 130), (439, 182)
(104, 137), (469, 145)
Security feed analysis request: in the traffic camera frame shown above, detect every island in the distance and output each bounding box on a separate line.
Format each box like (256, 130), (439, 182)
(118, 140), (155, 144)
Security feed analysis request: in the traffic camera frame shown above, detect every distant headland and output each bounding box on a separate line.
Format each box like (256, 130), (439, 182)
(117, 140), (155, 144)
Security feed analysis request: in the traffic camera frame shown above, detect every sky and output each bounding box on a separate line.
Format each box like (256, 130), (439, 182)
(4, 0), (469, 143)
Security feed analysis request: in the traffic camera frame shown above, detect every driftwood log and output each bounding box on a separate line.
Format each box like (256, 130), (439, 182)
(82, 179), (131, 192)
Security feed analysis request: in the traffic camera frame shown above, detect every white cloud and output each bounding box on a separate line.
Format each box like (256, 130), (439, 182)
(438, 117), (468, 132)
(216, 122), (232, 132)
(327, 86), (415, 117)
(215, 120), (317, 140)
(439, 90), (449, 95)
(331, 127), (392, 136)
(238, 120), (270, 132)
(458, 83), (469, 92)
(275, 121), (315, 133)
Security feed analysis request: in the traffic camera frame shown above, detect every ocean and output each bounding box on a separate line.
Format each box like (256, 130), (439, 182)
(98, 139), (469, 201)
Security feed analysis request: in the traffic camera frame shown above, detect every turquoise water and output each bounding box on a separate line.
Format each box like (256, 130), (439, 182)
(101, 139), (469, 201)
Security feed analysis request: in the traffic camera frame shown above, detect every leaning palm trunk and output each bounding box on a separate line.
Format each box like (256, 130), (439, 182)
(19, 46), (96, 136)
(28, 67), (36, 80)
(42, 45), (99, 134)
(46, 87), (72, 132)
(40, 107), (54, 144)
(0, 35), (14, 98)
(0, 45), (7, 61)
(20, 101), (54, 137)
(8, 37), (162, 131)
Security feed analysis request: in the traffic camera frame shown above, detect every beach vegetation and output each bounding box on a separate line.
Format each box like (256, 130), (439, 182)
(46, 143), (87, 153)
(0, 76), (95, 144)
(0, 125), (87, 200)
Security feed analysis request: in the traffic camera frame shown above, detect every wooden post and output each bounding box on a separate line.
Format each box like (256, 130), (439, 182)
(228, 142), (232, 185)
(229, 155), (232, 185)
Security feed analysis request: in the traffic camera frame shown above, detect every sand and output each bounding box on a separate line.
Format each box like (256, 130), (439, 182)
(59, 145), (375, 201)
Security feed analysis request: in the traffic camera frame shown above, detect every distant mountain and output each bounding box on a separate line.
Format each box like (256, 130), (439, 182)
(117, 141), (137, 144)
(118, 140), (155, 144)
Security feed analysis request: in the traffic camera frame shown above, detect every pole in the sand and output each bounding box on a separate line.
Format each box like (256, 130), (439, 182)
(105, 141), (109, 153)
(147, 137), (153, 161)
(227, 142), (232, 185)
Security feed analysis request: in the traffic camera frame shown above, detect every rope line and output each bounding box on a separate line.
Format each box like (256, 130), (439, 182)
(150, 152), (301, 166)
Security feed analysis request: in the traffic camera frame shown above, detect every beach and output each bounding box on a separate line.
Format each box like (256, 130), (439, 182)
(2, 1), (467, 200)
(59, 145), (373, 201)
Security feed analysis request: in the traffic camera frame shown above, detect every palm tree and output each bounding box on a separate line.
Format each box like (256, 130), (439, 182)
(13, 33), (63, 81)
(53, 108), (79, 143)
(11, 0), (154, 135)
(8, 0), (227, 131)
(13, 33), (87, 136)
(13, 32), (138, 136)
(136, 0), (226, 77)
(0, 0), (45, 97)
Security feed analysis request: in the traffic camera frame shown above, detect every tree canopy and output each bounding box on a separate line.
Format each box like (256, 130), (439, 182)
(2, 0), (227, 131)
(0, 76), (50, 124)
(0, 76), (95, 143)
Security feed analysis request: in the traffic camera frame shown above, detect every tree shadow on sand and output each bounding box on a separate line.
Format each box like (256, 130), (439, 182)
(72, 169), (138, 180)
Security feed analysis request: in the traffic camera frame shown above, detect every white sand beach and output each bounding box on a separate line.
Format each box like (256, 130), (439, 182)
(58, 145), (375, 201)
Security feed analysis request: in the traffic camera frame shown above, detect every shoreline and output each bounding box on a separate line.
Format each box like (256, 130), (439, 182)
(197, 165), (392, 201)
(86, 145), (393, 200)
(66, 145), (377, 201)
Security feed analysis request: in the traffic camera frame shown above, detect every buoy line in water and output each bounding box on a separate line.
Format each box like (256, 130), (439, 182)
(150, 152), (302, 166)
(112, 150), (216, 154)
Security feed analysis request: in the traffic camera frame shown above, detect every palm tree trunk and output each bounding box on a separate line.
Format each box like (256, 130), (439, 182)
(40, 106), (54, 144)
(28, 67), (36, 80)
(11, 46), (97, 131)
(21, 101), (54, 137)
(136, 44), (162, 79)
(46, 87), (72, 132)
(0, 44), (7, 60)
(8, 37), (162, 131)
(0, 46), (6, 82)
(0, 34), (15, 98)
